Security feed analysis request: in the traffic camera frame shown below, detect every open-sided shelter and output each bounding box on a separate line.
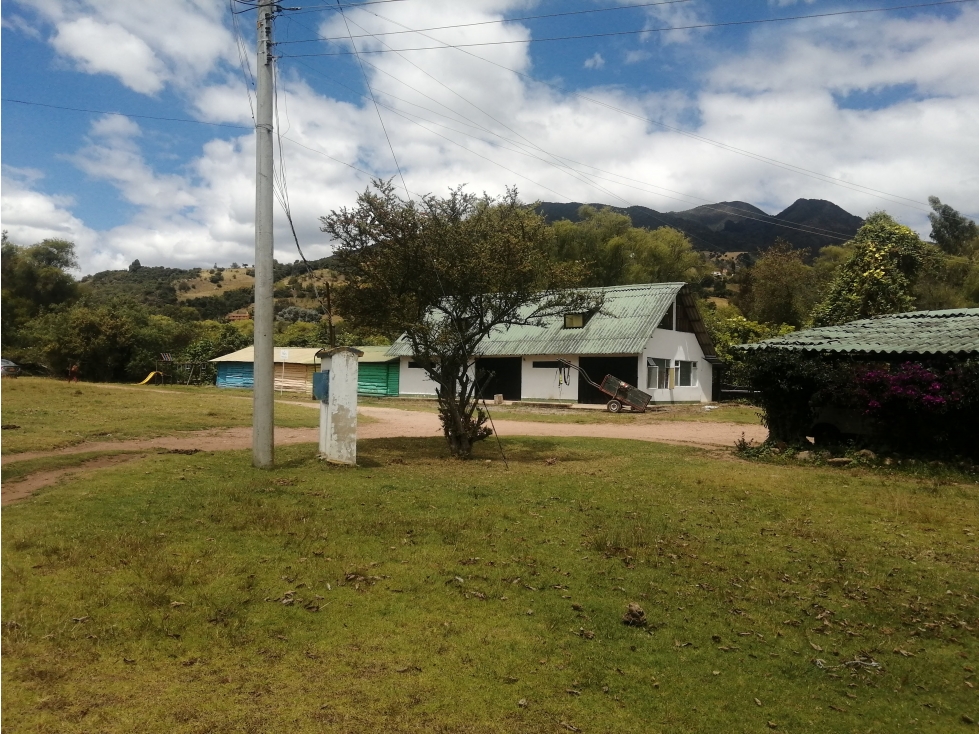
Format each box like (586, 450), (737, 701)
(386, 283), (718, 404)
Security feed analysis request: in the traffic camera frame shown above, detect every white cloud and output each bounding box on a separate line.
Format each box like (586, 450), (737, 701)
(18, 0), (236, 94)
(1, 167), (99, 268)
(583, 52), (605, 70)
(52, 18), (166, 94)
(4, 1), (979, 274)
(624, 50), (651, 64)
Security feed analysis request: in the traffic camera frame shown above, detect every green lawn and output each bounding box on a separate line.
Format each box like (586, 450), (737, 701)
(0, 378), (319, 454)
(3, 436), (977, 732)
(360, 397), (763, 426)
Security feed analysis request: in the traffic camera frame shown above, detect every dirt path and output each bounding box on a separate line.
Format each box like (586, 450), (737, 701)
(2, 407), (766, 504)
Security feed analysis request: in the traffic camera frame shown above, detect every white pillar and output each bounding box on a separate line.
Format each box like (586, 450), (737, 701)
(317, 347), (363, 465)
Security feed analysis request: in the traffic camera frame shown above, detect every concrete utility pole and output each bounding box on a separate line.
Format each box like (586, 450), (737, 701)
(253, 0), (275, 468)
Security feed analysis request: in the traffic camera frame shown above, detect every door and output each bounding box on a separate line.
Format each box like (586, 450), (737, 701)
(577, 356), (639, 404)
(475, 357), (522, 401)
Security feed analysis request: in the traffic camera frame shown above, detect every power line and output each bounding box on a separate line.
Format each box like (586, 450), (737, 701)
(334, 0), (411, 200)
(278, 0), (976, 57)
(330, 13), (651, 223)
(276, 0), (695, 45)
(231, 0), (410, 15)
(286, 56), (853, 243)
(1, 98), (252, 129)
(352, 4), (940, 210)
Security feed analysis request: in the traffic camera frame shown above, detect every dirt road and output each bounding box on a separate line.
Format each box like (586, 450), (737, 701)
(2, 406), (766, 504)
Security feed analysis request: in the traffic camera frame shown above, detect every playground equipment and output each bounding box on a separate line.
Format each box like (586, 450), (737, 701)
(136, 371), (164, 385)
(135, 354), (210, 386)
(556, 359), (652, 413)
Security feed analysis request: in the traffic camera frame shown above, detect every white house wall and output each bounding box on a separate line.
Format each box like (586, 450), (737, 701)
(398, 357), (439, 396)
(519, 355), (579, 401)
(642, 329), (712, 403)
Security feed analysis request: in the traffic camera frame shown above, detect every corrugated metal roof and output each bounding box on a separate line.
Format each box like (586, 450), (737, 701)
(211, 345), (396, 364)
(386, 283), (686, 357)
(737, 308), (979, 355)
(348, 346), (397, 363)
(210, 346), (323, 364)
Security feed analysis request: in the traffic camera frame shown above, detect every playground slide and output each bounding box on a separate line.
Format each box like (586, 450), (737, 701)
(136, 371), (162, 385)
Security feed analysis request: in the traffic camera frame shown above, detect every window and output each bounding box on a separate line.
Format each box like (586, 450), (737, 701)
(657, 303), (674, 330)
(532, 360), (562, 369)
(677, 360), (698, 387)
(647, 358), (698, 388)
(564, 313), (586, 329)
(407, 361), (423, 369)
(647, 358), (670, 390)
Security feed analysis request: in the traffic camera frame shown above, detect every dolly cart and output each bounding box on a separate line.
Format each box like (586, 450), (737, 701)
(556, 359), (653, 413)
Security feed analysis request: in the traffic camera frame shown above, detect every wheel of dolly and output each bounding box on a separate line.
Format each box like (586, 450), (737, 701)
(607, 399), (623, 413)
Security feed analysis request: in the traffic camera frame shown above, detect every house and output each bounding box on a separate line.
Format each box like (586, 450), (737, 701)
(386, 283), (718, 404)
(210, 345), (400, 397)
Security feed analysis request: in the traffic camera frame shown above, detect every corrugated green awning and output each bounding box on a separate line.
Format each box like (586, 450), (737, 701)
(736, 309), (979, 356)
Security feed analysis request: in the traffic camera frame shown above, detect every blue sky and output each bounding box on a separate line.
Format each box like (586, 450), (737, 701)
(2, 0), (977, 273)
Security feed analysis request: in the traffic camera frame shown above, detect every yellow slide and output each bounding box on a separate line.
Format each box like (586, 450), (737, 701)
(135, 371), (162, 385)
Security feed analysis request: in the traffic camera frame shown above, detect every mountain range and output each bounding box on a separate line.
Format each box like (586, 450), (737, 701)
(536, 198), (864, 253)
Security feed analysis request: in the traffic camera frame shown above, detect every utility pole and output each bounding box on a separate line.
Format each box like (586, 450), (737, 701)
(253, 0), (275, 468)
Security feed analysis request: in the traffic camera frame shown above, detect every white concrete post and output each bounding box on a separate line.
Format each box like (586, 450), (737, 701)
(317, 347), (363, 465)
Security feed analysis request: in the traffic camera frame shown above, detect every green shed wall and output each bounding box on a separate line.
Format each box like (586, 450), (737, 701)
(358, 363), (399, 396)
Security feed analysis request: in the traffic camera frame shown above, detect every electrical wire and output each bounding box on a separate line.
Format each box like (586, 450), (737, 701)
(328, 14), (726, 247)
(1, 98), (252, 129)
(286, 15), (854, 245)
(280, 0), (977, 56)
(230, 0), (257, 120)
(333, 0), (411, 200)
(352, 4), (941, 210)
(276, 0), (695, 44)
(288, 58), (844, 245)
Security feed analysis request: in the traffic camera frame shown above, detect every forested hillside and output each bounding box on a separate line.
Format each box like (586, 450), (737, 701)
(538, 198), (864, 253)
(2, 194), (975, 384)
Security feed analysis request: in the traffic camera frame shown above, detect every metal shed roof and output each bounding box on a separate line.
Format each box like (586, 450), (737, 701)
(210, 346), (322, 364)
(210, 345), (396, 364)
(387, 283), (701, 358)
(737, 309), (979, 356)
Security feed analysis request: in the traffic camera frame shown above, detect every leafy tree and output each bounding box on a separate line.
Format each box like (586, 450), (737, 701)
(738, 239), (815, 328)
(322, 180), (596, 458)
(811, 212), (928, 327)
(549, 206), (705, 286)
(700, 303), (794, 386)
(928, 196), (978, 256)
(276, 306), (321, 323)
(1, 235), (79, 347)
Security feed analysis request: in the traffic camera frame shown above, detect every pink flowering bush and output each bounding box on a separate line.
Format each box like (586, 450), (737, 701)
(854, 361), (977, 456)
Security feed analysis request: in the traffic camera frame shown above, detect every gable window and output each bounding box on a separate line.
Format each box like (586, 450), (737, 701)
(564, 313), (587, 329)
(657, 303), (674, 330)
(647, 358), (671, 389)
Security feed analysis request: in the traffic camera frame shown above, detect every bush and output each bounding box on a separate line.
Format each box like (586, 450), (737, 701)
(743, 350), (835, 445)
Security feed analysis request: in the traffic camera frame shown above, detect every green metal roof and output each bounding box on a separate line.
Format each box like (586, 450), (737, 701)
(737, 309), (979, 356)
(387, 283), (698, 358)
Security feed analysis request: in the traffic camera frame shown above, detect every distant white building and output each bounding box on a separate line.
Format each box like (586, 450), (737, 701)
(387, 283), (718, 405)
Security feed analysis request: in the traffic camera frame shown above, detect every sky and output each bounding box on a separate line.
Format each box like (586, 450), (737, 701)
(2, 0), (978, 275)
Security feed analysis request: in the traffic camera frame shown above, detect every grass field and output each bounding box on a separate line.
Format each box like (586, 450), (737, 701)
(3, 433), (977, 732)
(0, 378), (318, 454)
(360, 397), (763, 426)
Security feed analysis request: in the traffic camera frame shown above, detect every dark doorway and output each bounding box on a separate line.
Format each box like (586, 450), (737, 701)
(476, 357), (522, 401)
(577, 356), (639, 405)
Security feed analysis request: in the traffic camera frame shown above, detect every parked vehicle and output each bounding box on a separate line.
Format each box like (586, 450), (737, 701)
(1, 358), (22, 377)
